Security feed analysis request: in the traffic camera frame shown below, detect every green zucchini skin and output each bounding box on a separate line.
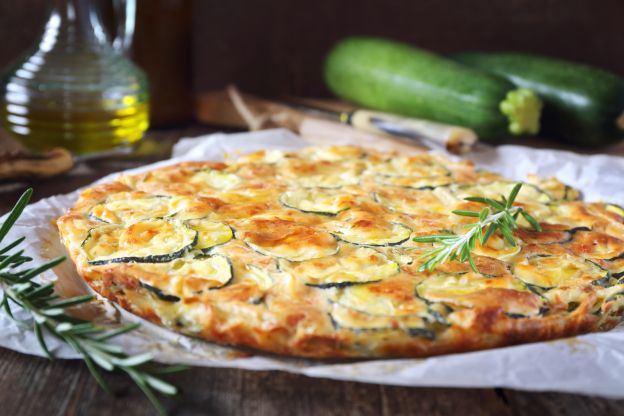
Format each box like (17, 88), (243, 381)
(323, 37), (539, 141)
(453, 52), (624, 146)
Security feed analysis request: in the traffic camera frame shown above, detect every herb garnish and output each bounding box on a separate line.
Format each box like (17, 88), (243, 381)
(0, 189), (185, 415)
(414, 183), (541, 272)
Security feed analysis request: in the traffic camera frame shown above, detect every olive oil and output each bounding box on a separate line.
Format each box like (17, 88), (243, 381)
(0, 0), (150, 156)
(0, 100), (149, 154)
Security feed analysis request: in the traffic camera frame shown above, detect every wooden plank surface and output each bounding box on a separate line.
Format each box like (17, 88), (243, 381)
(2, 346), (624, 416)
(1, 126), (624, 415)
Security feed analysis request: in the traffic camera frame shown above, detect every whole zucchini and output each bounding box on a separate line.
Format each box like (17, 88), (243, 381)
(453, 52), (624, 146)
(323, 37), (543, 142)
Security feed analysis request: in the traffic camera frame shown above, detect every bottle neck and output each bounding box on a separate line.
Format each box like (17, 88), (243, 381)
(41, 0), (108, 51)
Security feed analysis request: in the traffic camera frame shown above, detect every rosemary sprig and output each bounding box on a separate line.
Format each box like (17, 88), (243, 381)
(0, 188), (186, 415)
(414, 183), (542, 272)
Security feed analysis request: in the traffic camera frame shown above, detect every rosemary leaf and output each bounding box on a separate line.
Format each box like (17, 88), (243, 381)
(414, 183), (541, 272)
(0, 188), (184, 414)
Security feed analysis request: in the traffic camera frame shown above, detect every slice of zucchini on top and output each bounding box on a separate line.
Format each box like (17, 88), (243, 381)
(373, 174), (453, 190)
(373, 187), (448, 215)
(365, 155), (450, 178)
(190, 168), (242, 190)
(298, 145), (366, 161)
(471, 232), (522, 261)
(417, 271), (544, 318)
(327, 211), (412, 246)
(185, 218), (233, 253)
(278, 159), (365, 188)
(329, 278), (431, 318)
(606, 203), (624, 218)
(452, 181), (552, 204)
(236, 217), (339, 261)
(279, 188), (354, 216)
(170, 254), (233, 292)
(138, 254), (234, 298)
(514, 224), (590, 245)
(329, 303), (434, 339)
(328, 277), (438, 339)
(567, 230), (624, 261)
(278, 244), (399, 288)
(83, 219), (197, 265)
(89, 193), (172, 224)
(511, 251), (608, 289)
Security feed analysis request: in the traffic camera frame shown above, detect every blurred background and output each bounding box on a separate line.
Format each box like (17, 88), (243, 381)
(2, 0), (622, 128)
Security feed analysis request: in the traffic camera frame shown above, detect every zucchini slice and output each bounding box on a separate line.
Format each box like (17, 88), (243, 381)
(373, 187), (447, 215)
(279, 188), (352, 215)
(329, 278), (430, 317)
(330, 303), (434, 339)
(527, 176), (581, 202)
(514, 225), (590, 245)
(365, 155), (450, 178)
(185, 218), (233, 252)
(471, 232), (521, 261)
(512, 253), (608, 289)
(373, 174), (453, 189)
(299, 145), (366, 161)
(171, 254), (233, 291)
(89, 193), (171, 224)
(453, 181), (552, 204)
(237, 218), (339, 261)
(190, 169), (242, 189)
(417, 272), (544, 317)
(279, 159), (365, 188)
(329, 214), (412, 246)
(138, 254), (234, 296)
(606, 203), (624, 218)
(83, 219), (197, 265)
(140, 282), (181, 302)
(567, 230), (624, 261)
(278, 244), (399, 288)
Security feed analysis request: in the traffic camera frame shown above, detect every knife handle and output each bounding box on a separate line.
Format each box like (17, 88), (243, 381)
(347, 109), (477, 154)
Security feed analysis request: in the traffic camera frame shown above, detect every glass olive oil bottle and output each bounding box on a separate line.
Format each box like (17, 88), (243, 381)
(0, 0), (149, 155)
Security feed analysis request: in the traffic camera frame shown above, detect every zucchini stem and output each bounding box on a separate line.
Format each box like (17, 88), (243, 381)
(616, 111), (624, 131)
(499, 88), (543, 136)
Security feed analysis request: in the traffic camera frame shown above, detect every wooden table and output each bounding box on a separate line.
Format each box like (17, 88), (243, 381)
(1, 126), (623, 415)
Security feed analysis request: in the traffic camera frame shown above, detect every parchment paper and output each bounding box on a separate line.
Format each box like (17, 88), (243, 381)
(2, 129), (624, 397)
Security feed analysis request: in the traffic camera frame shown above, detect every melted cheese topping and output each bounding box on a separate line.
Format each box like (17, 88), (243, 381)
(278, 159), (365, 188)
(373, 187), (448, 215)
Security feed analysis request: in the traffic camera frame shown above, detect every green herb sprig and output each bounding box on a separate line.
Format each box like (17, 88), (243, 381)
(414, 183), (541, 272)
(0, 189), (185, 415)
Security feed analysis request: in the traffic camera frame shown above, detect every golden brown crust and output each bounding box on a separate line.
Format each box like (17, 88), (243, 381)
(57, 145), (624, 358)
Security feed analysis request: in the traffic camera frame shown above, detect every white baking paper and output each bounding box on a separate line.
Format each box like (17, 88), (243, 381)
(2, 129), (624, 397)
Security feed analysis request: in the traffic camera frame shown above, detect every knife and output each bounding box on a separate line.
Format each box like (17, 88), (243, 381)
(285, 103), (478, 154)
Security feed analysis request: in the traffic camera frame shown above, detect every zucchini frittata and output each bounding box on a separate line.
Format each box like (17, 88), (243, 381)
(57, 146), (624, 358)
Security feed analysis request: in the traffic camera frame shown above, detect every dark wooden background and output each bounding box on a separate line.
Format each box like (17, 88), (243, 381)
(192, 0), (624, 98)
(2, 0), (624, 114)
